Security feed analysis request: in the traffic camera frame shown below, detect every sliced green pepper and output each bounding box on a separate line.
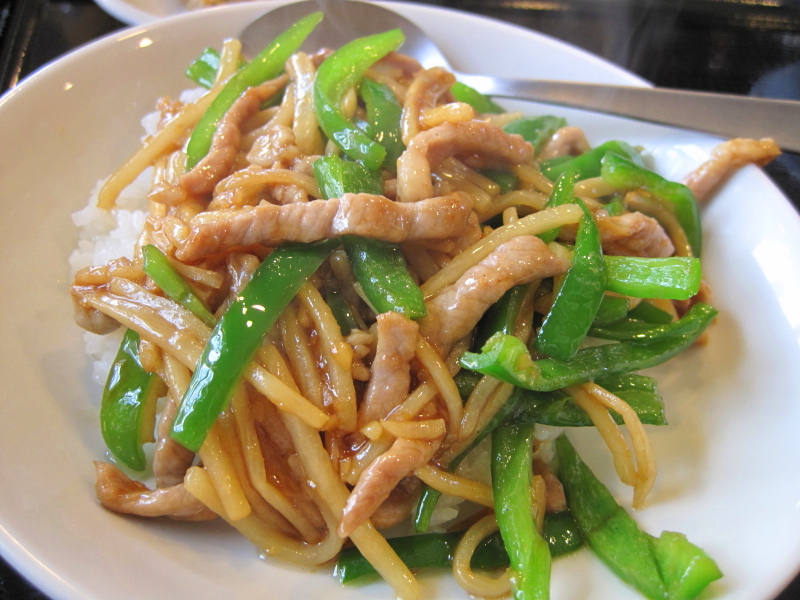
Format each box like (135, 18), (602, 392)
(605, 256), (701, 301)
(593, 294), (629, 325)
(627, 300), (674, 324)
(185, 12), (321, 170)
(589, 311), (710, 343)
(450, 81), (505, 114)
(534, 200), (606, 362)
(185, 47), (221, 89)
(170, 240), (337, 452)
(473, 284), (527, 351)
(359, 78), (405, 169)
(142, 245), (216, 327)
(600, 152), (702, 257)
(326, 288), (359, 336)
(537, 167), (579, 244)
(503, 116), (567, 154)
(337, 510), (581, 584)
(460, 303), (717, 391)
(313, 154), (427, 319)
(540, 141), (644, 181)
(492, 421), (551, 600)
(101, 329), (165, 471)
(556, 435), (721, 600)
(313, 29), (404, 169)
(479, 169), (518, 194)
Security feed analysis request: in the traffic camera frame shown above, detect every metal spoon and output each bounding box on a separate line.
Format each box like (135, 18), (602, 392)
(241, 0), (800, 152)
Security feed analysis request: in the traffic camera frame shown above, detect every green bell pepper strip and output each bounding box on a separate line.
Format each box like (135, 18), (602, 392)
(337, 511), (582, 584)
(101, 328), (165, 471)
(358, 78), (406, 169)
(600, 152), (702, 258)
(593, 294), (629, 325)
(141, 245), (216, 327)
(473, 284), (528, 351)
(556, 435), (721, 600)
(627, 300), (674, 324)
(534, 200), (606, 362)
(537, 167), (579, 244)
(510, 374), (666, 428)
(185, 12), (321, 170)
(604, 194), (626, 216)
(589, 311), (711, 343)
(170, 240), (337, 452)
(416, 371), (666, 531)
(185, 47), (221, 89)
(479, 169), (518, 194)
(503, 116), (567, 154)
(605, 256), (702, 301)
(326, 288), (359, 336)
(540, 141), (644, 181)
(414, 383), (527, 532)
(313, 29), (404, 170)
(450, 81), (505, 114)
(460, 302), (718, 392)
(492, 421), (551, 600)
(313, 154), (427, 319)
(313, 154), (384, 198)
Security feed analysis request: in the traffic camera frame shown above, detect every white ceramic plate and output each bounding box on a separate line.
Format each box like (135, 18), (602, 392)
(2, 2), (800, 599)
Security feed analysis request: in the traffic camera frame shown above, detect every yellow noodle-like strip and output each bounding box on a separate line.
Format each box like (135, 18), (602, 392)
(381, 419), (446, 440)
(452, 515), (511, 598)
(215, 168), (321, 202)
(359, 421), (385, 442)
(567, 384), (636, 487)
(420, 203), (583, 299)
(386, 381), (438, 421)
(85, 290), (329, 430)
(215, 38), (242, 84)
(287, 52), (325, 156)
(532, 474), (546, 534)
(574, 176), (616, 199)
(415, 338), (462, 440)
(197, 423), (251, 521)
(278, 303), (325, 408)
(297, 283), (358, 432)
(262, 347), (419, 600)
(420, 102), (476, 128)
(482, 189), (548, 221)
(459, 375), (502, 442)
(185, 467), (343, 565)
(512, 163), (554, 195)
(414, 464), (493, 508)
(96, 86), (223, 209)
(230, 387), (320, 542)
(583, 383), (657, 509)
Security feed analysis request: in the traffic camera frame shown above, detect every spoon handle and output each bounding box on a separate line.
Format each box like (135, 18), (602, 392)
(458, 73), (800, 152)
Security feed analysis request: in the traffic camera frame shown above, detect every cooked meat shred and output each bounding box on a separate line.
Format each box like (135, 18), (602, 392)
(175, 192), (475, 261)
(401, 67), (456, 145)
(153, 396), (195, 489)
(338, 436), (441, 538)
(419, 235), (571, 353)
(94, 461), (216, 521)
(397, 121), (533, 202)
(179, 75), (288, 196)
(538, 126), (590, 160)
(358, 312), (419, 427)
(559, 210), (675, 258)
(682, 137), (780, 202)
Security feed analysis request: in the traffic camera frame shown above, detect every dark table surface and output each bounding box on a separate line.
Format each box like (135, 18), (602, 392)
(1, 0), (800, 598)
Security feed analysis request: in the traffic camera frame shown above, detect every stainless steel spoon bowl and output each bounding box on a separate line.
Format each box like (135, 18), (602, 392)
(242, 0), (800, 152)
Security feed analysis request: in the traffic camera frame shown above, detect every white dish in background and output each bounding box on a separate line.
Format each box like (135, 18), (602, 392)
(93, 0), (186, 25)
(1, 1), (800, 599)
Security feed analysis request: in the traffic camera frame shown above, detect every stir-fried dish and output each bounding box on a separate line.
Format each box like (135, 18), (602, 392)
(69, 12), (781, 600)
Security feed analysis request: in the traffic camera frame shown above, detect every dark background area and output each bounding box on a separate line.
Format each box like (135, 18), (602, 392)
(1, 0), (800, 598)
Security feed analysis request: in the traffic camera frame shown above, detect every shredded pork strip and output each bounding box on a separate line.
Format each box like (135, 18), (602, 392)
(358, 312), (419, 426)
(397, 121), (534, 202)
(175, 192), (475, 261)
(538, 126), (591, 160)
(401, 67), (456, 145)
(682, 137), (780, 202)
(338, 436), (442, 538)
(153, 396), (196, 488)
(180, 75), (289, 197)
(94, 461), (216, 521)
(559, 210), (675, 258)
(419, 235), (571, 354)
